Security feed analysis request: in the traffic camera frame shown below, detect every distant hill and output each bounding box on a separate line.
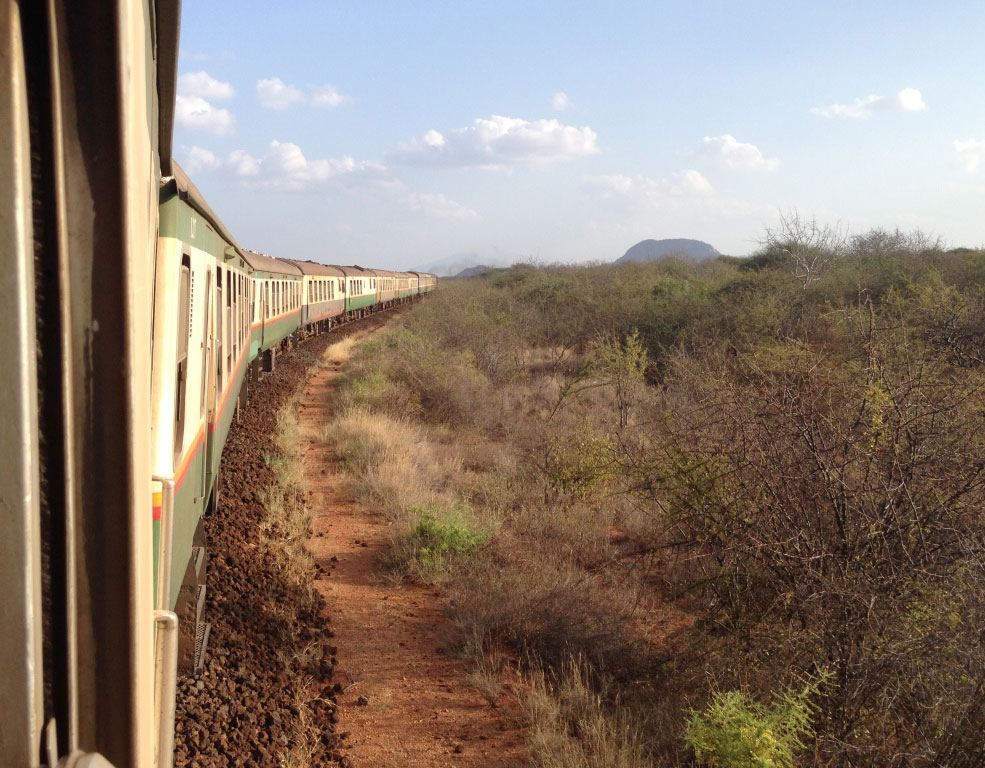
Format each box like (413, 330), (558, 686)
(454, 264), (496, 279)
(413, 251), (516, 277)
(616, 238), (720, 264)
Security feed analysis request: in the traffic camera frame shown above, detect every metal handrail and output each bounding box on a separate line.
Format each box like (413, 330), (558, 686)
(152, 610), (178, 768)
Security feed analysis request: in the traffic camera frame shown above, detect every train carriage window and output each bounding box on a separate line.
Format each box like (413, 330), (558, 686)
(174, 257), (192, 463)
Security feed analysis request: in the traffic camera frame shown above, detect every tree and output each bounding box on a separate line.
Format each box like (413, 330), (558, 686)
(759, 211), (848, 288)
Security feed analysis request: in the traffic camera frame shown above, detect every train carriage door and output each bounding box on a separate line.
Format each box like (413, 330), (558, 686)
(225, 269), (232, 380)
(261, 280), (269, 348)
(215, 270), (223, 399)
(201, 269), (213, 500)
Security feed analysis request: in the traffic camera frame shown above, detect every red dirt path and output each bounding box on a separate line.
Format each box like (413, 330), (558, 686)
(300, 332), (527, 767)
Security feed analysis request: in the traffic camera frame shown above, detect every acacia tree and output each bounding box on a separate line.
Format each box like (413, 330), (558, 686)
(759, 211), (848, 288)
(630, 317), (985, 766)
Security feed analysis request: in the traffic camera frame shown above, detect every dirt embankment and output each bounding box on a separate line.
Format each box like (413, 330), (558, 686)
(174, 316), (392, 767)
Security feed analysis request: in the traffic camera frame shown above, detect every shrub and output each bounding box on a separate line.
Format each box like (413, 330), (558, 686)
(684, 678), (824, 768)
(404, 502), (489, 574)
(543, 427), (616, 500)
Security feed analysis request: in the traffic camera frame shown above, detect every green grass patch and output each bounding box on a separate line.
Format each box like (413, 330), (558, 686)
(406, 501), (489, 573)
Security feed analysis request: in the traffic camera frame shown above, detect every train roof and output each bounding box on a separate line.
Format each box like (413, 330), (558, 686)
(240, 249), (303, 277)
(371, 268), (398, 277)
(164, 162), (248, 260)
(281, 259), (346, 277)
(335, 265), (377, 277)
(156, 2), (181, 176)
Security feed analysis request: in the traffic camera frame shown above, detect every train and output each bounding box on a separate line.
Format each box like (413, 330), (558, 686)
(0, 2), (433, 766)
(155, 163), (434, 676)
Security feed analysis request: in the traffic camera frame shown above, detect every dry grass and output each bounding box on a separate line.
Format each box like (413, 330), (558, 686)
(322, 315), (668, 763)
(467, 652), (505, 707)
(279, 675), (321, 768)
(260, 398), (316, 602)
(261, 389), (325, 767)
(526, 660), (654, 768)
(323, 407), (457, 517)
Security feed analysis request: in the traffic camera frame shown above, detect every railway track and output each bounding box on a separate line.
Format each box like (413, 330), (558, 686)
(173, 310), (401, 767)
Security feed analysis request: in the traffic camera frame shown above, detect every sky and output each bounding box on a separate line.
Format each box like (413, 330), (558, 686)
(174, 0), (985, 272)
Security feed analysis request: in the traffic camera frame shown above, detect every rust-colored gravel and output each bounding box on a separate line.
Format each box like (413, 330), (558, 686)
(173, 313), (396, 767)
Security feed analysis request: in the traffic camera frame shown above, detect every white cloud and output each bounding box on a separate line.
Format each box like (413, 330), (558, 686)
(177, 140), (392, 192)
(954, 139), (985, 173)
(257, 77), (349, 110)
(225, 140), (394, 191)
(227, 149), (260, 177)
(256, 77), (306, 110)
(309, 84), (347, 107)
(582, 169), (762, 221)
(897, 87), (926, 112)
(407, 193), (479, 221)
(178, 71), (235, 100)
(389, 115), (600, 170)
(811, 87), (927, 119)
(174, 95), (235, 135)
(180, 145), (222, 175)
(423, 129), (445, 147)
(698, 134), (778, 171)
(586, 170), (714, 201)
(552, 92), (571, 111)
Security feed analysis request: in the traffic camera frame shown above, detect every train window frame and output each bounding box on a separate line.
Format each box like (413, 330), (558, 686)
(174, 254), (192, 465)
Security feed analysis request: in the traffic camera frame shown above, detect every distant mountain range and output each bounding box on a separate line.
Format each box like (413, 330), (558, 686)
(453, 264), (497, 278)
(413, 251), (516, 277)
(422, 238), (724, 278)
(615, 238), (720, 264)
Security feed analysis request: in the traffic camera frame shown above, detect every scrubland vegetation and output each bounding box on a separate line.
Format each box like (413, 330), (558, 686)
(326, 221), (985, 767)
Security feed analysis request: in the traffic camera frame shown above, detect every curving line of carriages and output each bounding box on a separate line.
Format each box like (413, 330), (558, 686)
(153, 163), (435, 681)
(2, 4), (437, 765)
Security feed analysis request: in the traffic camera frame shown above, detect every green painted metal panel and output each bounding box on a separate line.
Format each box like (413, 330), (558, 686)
(346, 294), (377, 312)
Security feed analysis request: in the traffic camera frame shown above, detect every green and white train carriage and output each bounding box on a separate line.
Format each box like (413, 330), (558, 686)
(242, 249), (303, 372)
(413, 271), (437, 294)
(395, 271), (416, 300)
(153, 164), (254, 674)
(373, 268), (399, 307)
(339, 265), (379, 316)
(284, 259), (346, 328)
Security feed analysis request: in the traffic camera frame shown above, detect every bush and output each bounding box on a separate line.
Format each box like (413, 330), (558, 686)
(404, 502), (489, 574)
(684, 678), (823, 768)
